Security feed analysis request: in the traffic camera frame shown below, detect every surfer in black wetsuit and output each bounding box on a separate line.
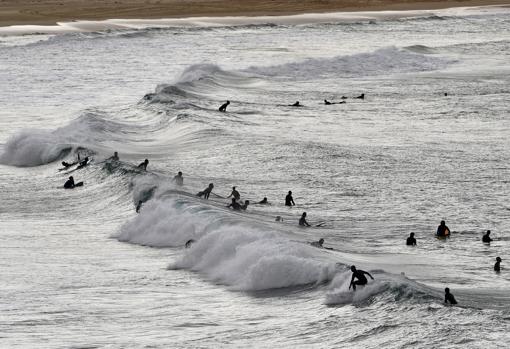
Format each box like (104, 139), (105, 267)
(285, 191), (295, 206)
(311, 238), (324, 248)
(227, 198), (242, 211)
(172, 171), (184, 186)
(349, 265), (374, 291)
(110, 152), (119, 161)
(197, 183), (214, 199)
(324, 99), (332, 105)
(290, 101), (301, 107)
(219, 100), (230, 112)
(406, 232), (417, 246)
(444, 287), (457, 305)
(138, 159), (149, 170)
(64, 176), (75, 189)
(240, 200), (249, 210)
(227, 186), (240, 201)
(299, 212), (311, 227)
(494, 256), (502, 272)
(185, 239), (195, 248)
(482, 230), (492, 243)
(258, 197), (268, 204)
(355, 93), (365, 99)
(436, 220), (450, 238)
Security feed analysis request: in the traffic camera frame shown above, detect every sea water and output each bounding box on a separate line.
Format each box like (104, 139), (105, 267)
(1, 6), (509, 348)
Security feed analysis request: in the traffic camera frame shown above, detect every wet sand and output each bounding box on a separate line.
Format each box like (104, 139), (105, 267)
(1, 0), (509, 27)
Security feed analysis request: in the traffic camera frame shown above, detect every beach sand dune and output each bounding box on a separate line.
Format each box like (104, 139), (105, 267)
(0, 0), (508, 27)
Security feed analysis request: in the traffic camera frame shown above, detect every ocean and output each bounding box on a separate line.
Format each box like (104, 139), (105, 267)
(1, 6), (509, 348)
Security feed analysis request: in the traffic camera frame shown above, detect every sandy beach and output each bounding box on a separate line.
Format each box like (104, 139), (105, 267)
(0, 0), (509, 27)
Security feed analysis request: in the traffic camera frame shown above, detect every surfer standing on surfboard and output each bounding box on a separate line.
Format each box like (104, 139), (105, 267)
(436, 220), (450, 238)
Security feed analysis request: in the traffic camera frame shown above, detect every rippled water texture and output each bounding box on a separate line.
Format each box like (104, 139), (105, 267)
(1, 6), (509, 348)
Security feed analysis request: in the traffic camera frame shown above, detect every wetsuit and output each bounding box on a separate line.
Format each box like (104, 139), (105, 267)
(406, 237), (417, 246)
(64, 178), (75, 189)
(494, 261), (501, 272)
(482, 234), (492, 243)
(445, 293), (457, 305)
(228, 201), (242, 211)
(285, 194), (295, 206)
(350, 269), (372, 290)
(437, 225), (450, 237)
(299, 216), (310, 226)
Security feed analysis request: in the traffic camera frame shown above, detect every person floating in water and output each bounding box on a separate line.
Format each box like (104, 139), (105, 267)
(285, 191), (295, 206)
(219, 100), (230, 112)
(258, 197), (268, 204)
(444, 287), (457, 305)
(227, 198), (242, 211)
(406, 232), (417, 246)
(227, 186), (240, 201)
(349, 265), (374, 291)
(355, 93), (365, 99)
(324, 99), (332, 105)
(197, 183), (214, 199)
(311, 238), (324, 248)
(290, 101), (302, 107)
(138, 159), (149, 170)
(185, 239), (195, 248)
(299, 212), (311, 227)
(136, 200), (143, 213)
(494, 256), (502, 272)
(172, 171), (184, 186)
(436, 220), (450, 238)
(240, 200), (250, 210)
(110, 152), (119, 161)
(323, 99), (345, 105)
(482, 230), (492, 243)
(64, 176), (75, 189)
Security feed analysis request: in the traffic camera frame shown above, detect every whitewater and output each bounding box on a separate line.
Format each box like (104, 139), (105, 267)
(1, 6), (509, 348)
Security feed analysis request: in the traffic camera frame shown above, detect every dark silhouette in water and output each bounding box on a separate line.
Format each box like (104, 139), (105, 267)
(136, 200), (143, 213)
(185, 239), (195, 248)
(197, 183), (214, 199)
(240, 200), (249, 210)
(258, 197), (268, 204)
(324, 99), (332, 105)
(311, 238), (324, 248)
(227, 186), (240, 201)
(76, 156), (89, 169)
(110, 152), (119, 161)
(64, 176), (75, 189)
(444, 287), (457, 305)
(138, 159), (149, 170)
(290, 101), (302, 107)
(172, 171), (184, 186)
(494, 257), (502, 272)
(406, 232), (417, 246)
(227, 198), (242, 211)
(219, 100), (230, 112)
(285, 191), (295, 206)
(482, 230), (492, 243)
(355, 93), (365, 99)
(349, 265), (374, 291)
(436, 220), (450, 238)
(299, 212), (310, 227)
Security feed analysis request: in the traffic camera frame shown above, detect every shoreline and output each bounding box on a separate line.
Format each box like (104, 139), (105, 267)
(0, 0), (509, 28)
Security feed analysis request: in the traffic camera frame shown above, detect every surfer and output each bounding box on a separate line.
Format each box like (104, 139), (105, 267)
(219, 100), (230, 112)
(285, 191), (295, 206)
(482, 230), (492, 243)
(197, 183), (214, 199)
(349, 266), (374, 291)
(311, 238), (324, 248)
(77, 156), (89, 169)
(227, 198), (242, 211)
(240, 200), (250, 210)
(436, 220), (450, 238)
(355, 93), (365, 99)
(138, 159), (149, 170)
(172, 171), (184, 186)
(444, 287), (457, 305)
(136, 200), (143, 213)
(61, 160), (77, 168)
(290, 101), (302, 107)
(299, 212), (311, 227)
(258, 197), (268, 204)
(185, 239), (195, 248)
(494, 257), (502, 272)
(227, 186), (240, 201)
(64, 176), (75, 189)
(406, 232), (417, 246)
(110, 152), (119, 161)
(324, 99), (332, 105)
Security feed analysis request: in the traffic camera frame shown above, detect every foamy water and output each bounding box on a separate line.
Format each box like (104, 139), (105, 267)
(1, 6), (509, 348)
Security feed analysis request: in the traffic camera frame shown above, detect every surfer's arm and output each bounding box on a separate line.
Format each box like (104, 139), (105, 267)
(365, 271), (374, 280)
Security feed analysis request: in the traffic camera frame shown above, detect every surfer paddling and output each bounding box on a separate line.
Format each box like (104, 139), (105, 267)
(349, 265), (374, 291)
